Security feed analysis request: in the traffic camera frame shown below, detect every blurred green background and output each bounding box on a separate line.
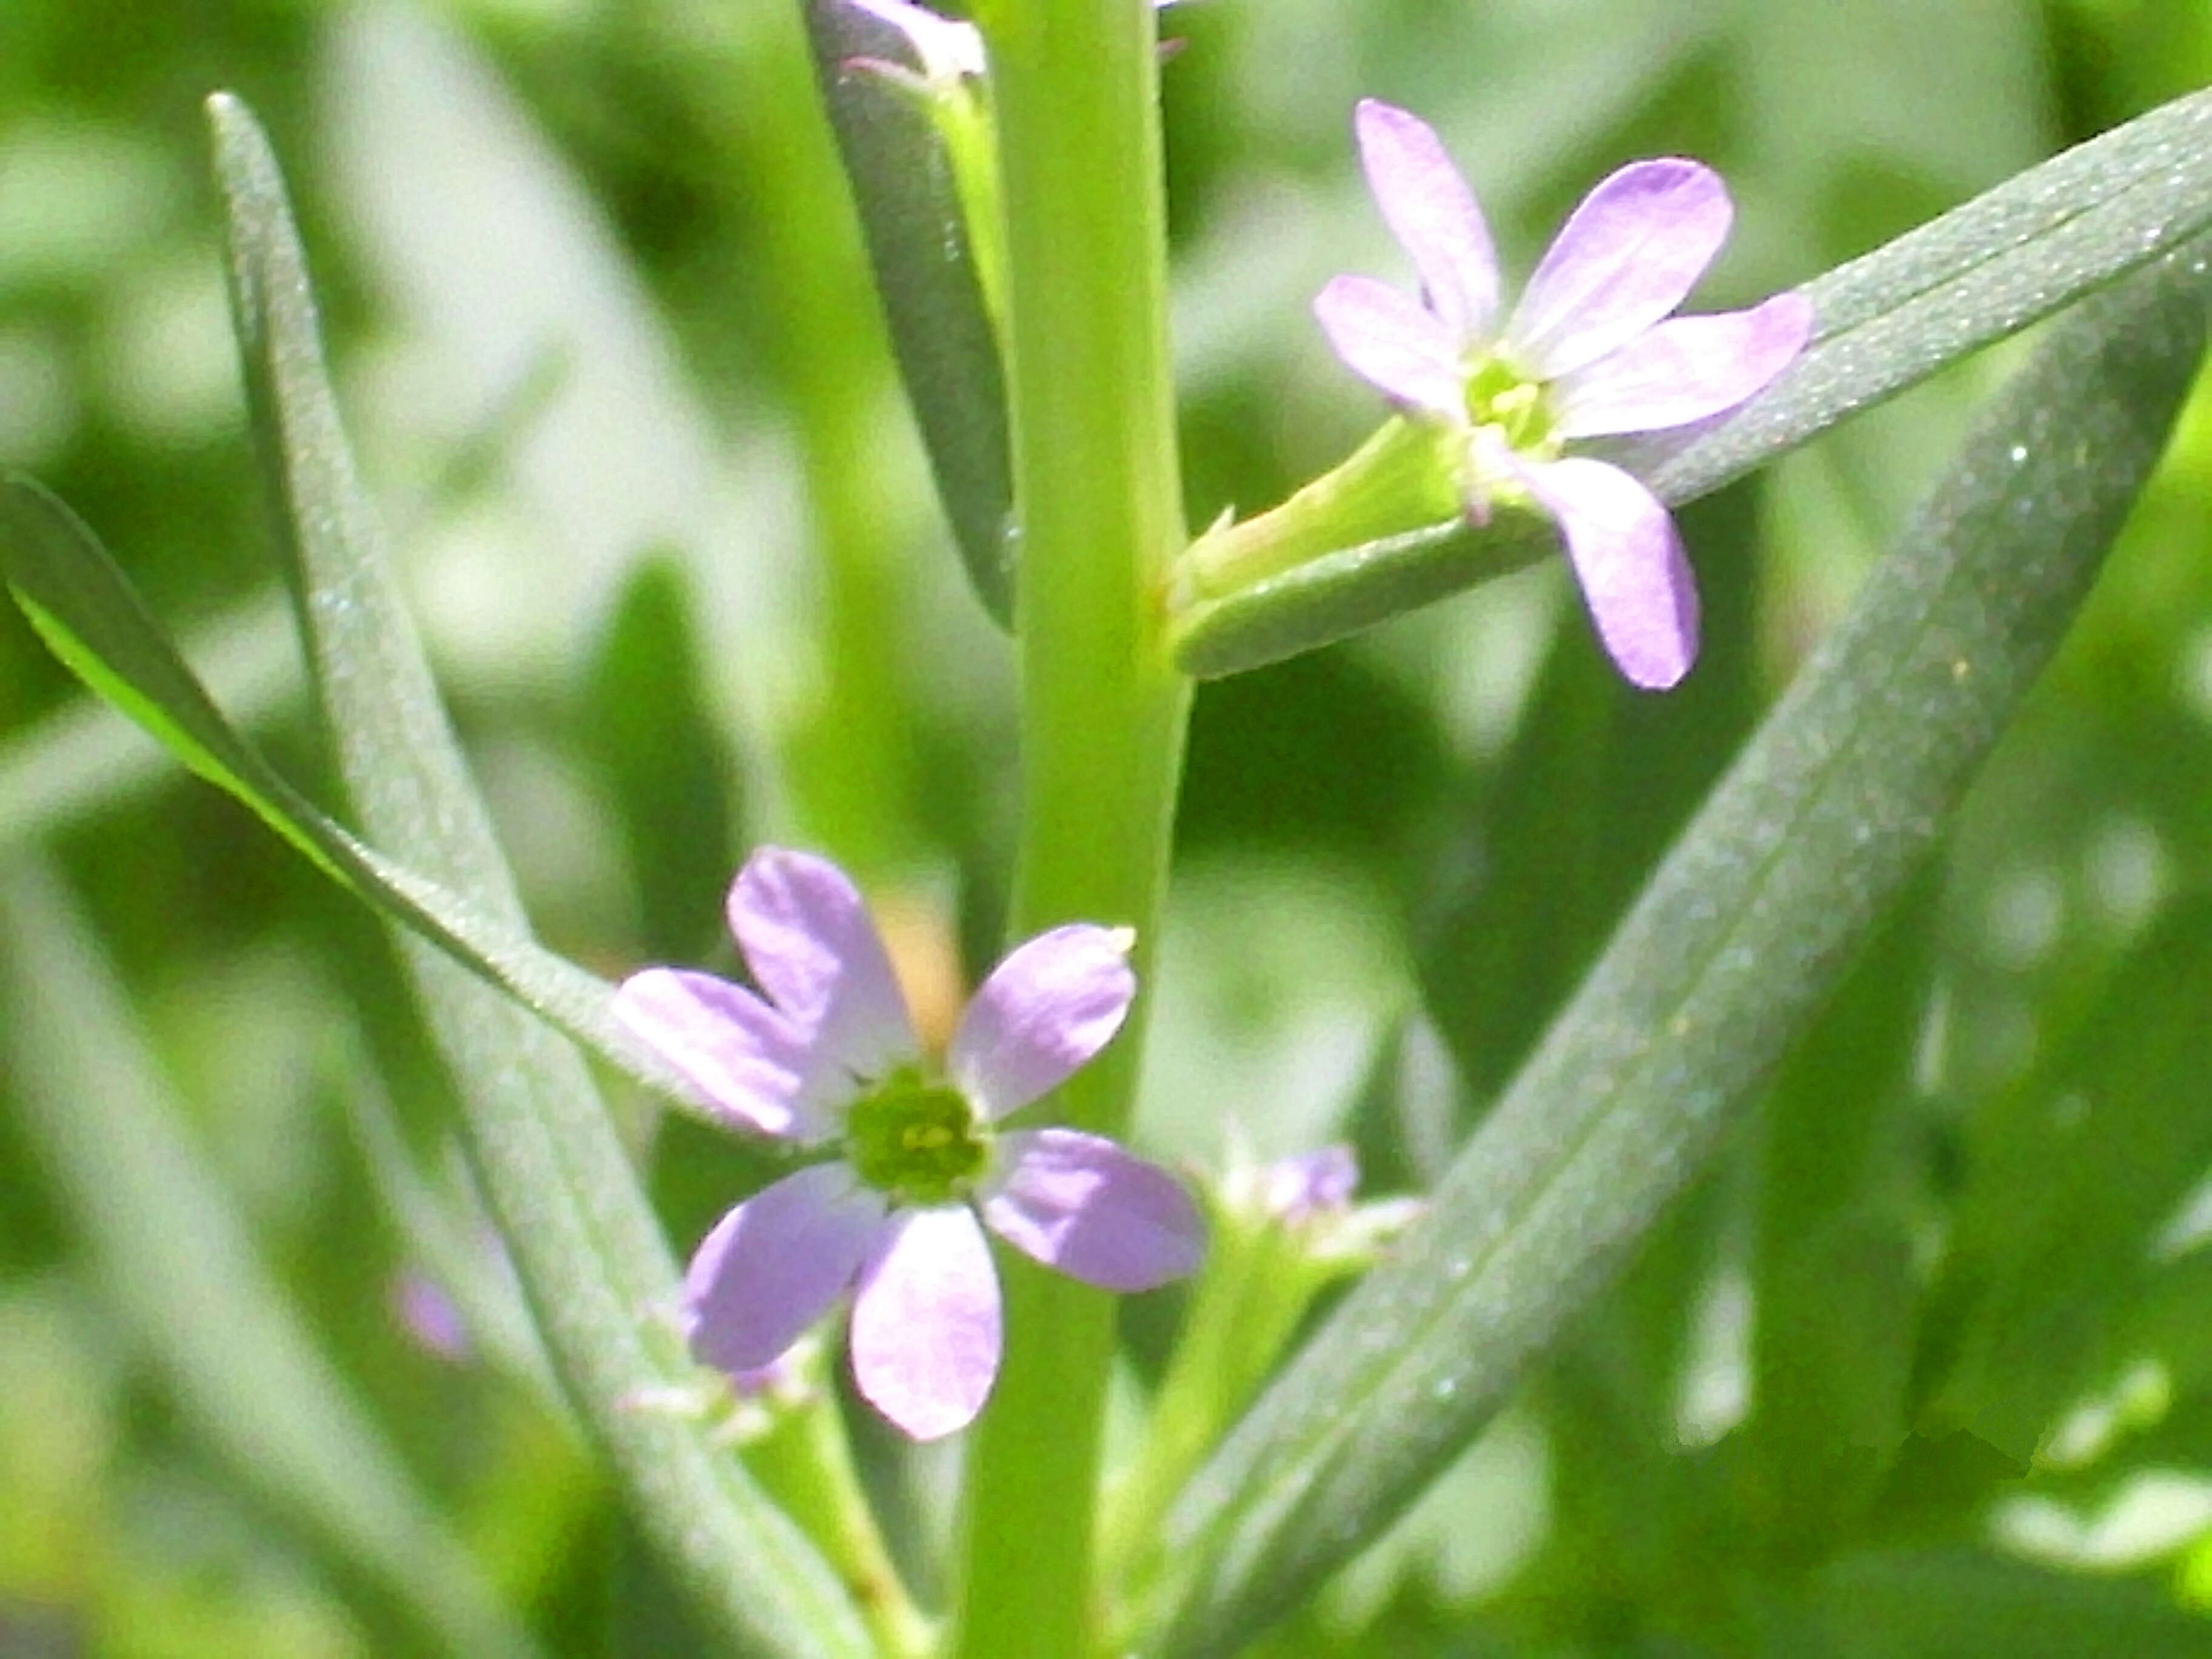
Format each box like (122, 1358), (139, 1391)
(5, 1), (2212, 1653)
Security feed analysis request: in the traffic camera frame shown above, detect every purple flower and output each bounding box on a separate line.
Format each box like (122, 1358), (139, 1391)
(1251, 1146), (1359, 1226)
(614, 847), (1205, 1440)
(1218, 1144), (1425, 1265)
(1316, 99), (1812, 689)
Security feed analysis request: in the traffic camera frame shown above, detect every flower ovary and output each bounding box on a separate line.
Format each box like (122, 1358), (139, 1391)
(1463, 355), (1558, 458)
(845, 1070), (991, 1204)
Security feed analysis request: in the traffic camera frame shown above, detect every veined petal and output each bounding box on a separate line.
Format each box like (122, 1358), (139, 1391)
(950, 924), (1137, 1120)
(1355, 99), (1500, 341)
(1509, 159), (1731, 380)
(1517, 456), (1698, 691)
(1313, 275), (1467, 420)
(982, 1128), (1204, 1292)
(850, 1205), (1001, 1439)
(685, 1164), (885, 1376)
(728, 847), (916, 1084)
(613, 968), (819, 1139)
(1554, 292), (1813, 437)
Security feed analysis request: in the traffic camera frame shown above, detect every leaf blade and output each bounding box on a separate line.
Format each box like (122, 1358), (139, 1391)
(1173, 87), (2212, 679)
(803, 0), (1016, 625)
(205, 92), (872, 1658)
(0, 859), (543, 1659)
(0, 473), (708, 1118)
(1147, 236), (2212, 1658)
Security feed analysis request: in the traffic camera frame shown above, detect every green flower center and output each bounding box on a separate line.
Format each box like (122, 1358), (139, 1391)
(843, 1068), (991, 1206)
(1463, 355), (1558, 457)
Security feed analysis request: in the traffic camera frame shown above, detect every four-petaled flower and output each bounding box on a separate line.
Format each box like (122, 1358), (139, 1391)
(614, 846), (1205, 1440)
(1316, 99), (1813, 689)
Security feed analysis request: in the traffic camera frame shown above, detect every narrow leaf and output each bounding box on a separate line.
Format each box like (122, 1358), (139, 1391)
(0, 859), (541, 1659)
(0, 474), (711, 1121)
(1146, 239), (2212, 1658)
(1414, 486), (1767, 1098)
(804, 0), (1016, 625)
(205, 92), (873, 1657)
(1173, 86), (2212, 678)
(0, 595), (296, 856)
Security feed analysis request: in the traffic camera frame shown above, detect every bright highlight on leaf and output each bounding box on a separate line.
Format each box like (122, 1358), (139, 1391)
(1317, 99), (1811, 688)
(614, 847), (1205, 1439)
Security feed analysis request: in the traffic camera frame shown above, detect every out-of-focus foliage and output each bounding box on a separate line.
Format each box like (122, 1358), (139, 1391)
(4, 1), (2211, 1654)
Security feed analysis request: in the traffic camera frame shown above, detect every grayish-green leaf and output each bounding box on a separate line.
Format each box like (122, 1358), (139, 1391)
(207, 92), (870, 1657)
(1144, 238), (2212, 1658)
(1412, 486), (1767, 1099)
(0, 595), (297, 856)
(1173, 86), (2212, 679)
(0, 858), (541, 1659)
(804, 0), (1016, 626)
(0, 474), (713, 1122)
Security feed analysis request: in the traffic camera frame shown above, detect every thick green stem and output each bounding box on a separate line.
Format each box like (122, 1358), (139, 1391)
(948, 1), (1189, 1654)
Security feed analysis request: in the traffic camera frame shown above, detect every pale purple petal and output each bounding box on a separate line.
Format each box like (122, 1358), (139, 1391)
(728, 848), (916, 1084)
(950, 925), (1136, 1121)
(1313, 275), (1467, 420)
(1353, 99), (1499, 341)
(1517, 455), (1698, 691)
(1508, 159), (1731, 380)
(613, 968), (820, 1138)
(1259, 1145), (1358, 1223)
(981, 1128), (1204, 1292)
(850, 1205), (1002, 1439)
(685, 1164), (885, 1375)
(1553, 292), (1813, 437)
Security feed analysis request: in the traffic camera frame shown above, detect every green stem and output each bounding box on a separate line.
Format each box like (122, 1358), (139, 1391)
(949, 1), (1189, 1654)
(1099, 1221), (1280, 1587)
(743, 1392), (936, 1657)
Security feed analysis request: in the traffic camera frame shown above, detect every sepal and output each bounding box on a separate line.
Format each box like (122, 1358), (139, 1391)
(1166, 413), (1555, 677)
